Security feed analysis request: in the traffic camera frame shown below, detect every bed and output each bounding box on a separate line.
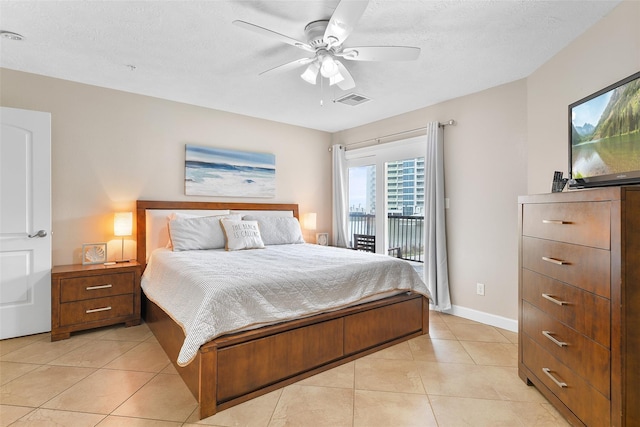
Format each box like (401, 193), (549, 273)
(136, 200), (431, 419)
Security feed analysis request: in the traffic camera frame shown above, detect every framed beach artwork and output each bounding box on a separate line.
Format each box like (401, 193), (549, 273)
(185, 144), (276, 197)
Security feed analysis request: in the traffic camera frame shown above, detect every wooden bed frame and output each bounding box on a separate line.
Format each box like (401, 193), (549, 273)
(136, 200), (430, 419)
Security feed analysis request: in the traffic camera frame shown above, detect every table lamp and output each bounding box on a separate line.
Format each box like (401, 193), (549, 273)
(114, 212), (132, 263)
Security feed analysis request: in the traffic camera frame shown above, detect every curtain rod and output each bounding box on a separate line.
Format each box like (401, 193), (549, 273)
(330, 119), (456, 151)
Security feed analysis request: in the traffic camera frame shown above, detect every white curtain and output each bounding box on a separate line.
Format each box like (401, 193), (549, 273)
(424, 122), (452, 311)
(332, 144), (349, 248)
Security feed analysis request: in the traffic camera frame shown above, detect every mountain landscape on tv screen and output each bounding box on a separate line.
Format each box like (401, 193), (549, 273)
(571, 77), (640, 179)
(572, 79), (640, 146)
(574, 123), (595, 137)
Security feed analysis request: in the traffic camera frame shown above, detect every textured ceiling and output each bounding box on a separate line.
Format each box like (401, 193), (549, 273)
(0, 0), (621, 132)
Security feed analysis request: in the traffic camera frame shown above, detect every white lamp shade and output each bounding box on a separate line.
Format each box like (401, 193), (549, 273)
(302, 213), (317, 231)
(329, 72), (344, 86)
(114, 212), (133, 237)
(301, 61), (320, 85)
(320, 56), (339, 78)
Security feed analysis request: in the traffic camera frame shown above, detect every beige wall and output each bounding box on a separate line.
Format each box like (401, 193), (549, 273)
(527, 0), (640, 194)
(0, 69), (332, 265)
(333, 80), (528, 322)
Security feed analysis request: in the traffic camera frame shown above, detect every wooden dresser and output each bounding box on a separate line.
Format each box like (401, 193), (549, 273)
(518, 186), (640, 426)
(51, 261), (141, 341)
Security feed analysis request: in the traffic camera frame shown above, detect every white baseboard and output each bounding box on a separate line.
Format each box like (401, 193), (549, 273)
(438, 304), (518, 332)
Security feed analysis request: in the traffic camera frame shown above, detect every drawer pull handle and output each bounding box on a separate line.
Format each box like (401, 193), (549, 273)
(541, 293), (568, 306)
(542, 256), (566, 265)
(86, 284), (112, 291)
(542, 367), (567, 388)
(542, 330), (568, 347)
(86, 306), (112, 314)
(542, 220), (568, 225)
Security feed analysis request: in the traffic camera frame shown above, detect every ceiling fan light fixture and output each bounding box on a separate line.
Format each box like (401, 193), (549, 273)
(301, 61), (320, 85)
(329, 72), (345, 86)
(320, 56), (339, 78)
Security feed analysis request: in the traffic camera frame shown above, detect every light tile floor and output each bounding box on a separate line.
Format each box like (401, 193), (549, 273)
(0, 311), (570, 426)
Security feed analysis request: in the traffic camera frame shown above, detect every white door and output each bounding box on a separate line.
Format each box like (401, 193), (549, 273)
(0, 107), (52, 339)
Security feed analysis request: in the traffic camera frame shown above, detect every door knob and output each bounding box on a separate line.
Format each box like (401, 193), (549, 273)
(28, 230), (47, 238)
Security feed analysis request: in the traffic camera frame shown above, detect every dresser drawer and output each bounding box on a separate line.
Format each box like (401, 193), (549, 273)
(60, 272), (134, 302)
(522, 335), (610, 427)
(522, 202), (610, 249)
(59, 294), (134, 326)
(522, 236), (610, 298)
(522, 269), (610, 347)
(522, 301), (610, 397)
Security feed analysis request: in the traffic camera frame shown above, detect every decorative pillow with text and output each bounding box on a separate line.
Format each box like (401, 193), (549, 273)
(220, 219), (266, 251)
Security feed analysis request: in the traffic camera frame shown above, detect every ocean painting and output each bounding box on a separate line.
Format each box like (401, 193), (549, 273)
(185, 145), (275, 197)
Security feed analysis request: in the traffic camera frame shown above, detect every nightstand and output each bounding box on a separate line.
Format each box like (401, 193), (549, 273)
(51, 261), (141, 341)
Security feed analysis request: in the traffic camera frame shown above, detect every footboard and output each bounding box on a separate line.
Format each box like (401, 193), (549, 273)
(145, 292), (429, 419)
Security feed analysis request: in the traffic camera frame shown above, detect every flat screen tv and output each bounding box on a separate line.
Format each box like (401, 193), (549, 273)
(569, 71), (640, 189)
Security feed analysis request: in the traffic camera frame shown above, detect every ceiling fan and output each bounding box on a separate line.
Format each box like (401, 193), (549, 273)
(233, 0), (420, 90)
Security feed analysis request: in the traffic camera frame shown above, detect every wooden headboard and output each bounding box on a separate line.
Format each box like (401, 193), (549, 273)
(136, 200), (299, 266)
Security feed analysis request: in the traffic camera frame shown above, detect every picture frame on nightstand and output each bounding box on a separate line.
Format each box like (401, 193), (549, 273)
(316, 233), (329, 246)
(82, 242), (107, 265)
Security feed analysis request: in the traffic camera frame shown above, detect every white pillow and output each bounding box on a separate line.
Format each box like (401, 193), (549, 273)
(242, 215), (305, 245)
(168, 214), (241, 251)
(220, 219), (265, 251)
(165, 212), (205, 248)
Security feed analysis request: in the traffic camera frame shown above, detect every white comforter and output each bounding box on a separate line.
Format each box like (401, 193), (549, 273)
(141, 244), (431, 366)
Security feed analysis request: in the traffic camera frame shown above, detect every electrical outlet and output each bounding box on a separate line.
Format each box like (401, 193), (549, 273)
(476, 283), (485, 296)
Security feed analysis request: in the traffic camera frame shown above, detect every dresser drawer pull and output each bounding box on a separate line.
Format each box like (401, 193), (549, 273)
(542, 330), (568, 347)
(85, 306), (112, 314)
(542, 256), (566, 265)
(541, 293), (568, 306)
(542, 220), (569, 225)
(86, 284), (112, 291)
(542, 368), (568, 388)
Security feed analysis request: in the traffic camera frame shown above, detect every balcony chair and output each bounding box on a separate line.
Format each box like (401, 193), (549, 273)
(353, 234), (402, 258)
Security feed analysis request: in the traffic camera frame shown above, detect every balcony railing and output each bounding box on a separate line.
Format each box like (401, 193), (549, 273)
(348, 213), (424, 262)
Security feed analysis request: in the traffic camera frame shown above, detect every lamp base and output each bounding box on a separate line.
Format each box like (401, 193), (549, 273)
(116, 238), (129, 263)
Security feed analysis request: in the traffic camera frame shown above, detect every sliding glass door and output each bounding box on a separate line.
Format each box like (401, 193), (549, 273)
(386, 157), (425, 262)
(346, 137), (426, 260)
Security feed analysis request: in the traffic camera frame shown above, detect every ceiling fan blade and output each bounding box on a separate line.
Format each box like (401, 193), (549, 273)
(338, 46), (421, 61)
(233, 20), (315, 52)
(335, 60), (356, 90)
(259, 57), (315, 76)
(323, 0), (369, 48)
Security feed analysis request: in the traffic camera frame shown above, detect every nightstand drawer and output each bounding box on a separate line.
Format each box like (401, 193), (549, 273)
(522, 202), (610, 249)
(522, 335), (610, 427)
(522, 301), (610, 397)
(60, 272), (134, 302)
(522, 236), (610, 298)
(60, 294), (134, 326)
(522, 269), (610, 347)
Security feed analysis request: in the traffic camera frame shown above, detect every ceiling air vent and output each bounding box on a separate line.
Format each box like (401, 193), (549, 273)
(334, 93), (371, 106)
